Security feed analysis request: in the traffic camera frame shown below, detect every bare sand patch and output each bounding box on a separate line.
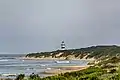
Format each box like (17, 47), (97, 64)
(43, 66), (89, 74)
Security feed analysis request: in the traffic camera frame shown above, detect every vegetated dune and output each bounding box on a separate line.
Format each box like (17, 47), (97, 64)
(26, 45), (120, 60)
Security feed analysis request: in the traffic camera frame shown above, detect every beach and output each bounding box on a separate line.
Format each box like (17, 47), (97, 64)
(0, 54), (89, 79)
(43, 65), (89, 74)
(19, 57), (92, 77)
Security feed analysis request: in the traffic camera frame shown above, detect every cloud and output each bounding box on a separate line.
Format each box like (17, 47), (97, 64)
(0, 0), (120, 53)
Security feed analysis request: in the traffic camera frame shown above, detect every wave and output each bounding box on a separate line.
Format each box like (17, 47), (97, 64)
(0, 59), (8, 61)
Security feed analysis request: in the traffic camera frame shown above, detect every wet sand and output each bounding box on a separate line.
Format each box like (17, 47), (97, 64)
(43, 65), (89, 74)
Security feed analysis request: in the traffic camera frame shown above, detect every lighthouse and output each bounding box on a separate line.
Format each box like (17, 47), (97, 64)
(61, 41), (66, 50)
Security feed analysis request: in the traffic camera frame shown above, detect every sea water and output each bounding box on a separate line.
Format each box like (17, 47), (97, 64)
(0, 54), (88, 78)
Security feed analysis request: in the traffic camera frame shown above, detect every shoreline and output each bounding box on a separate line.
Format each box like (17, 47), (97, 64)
(17, 57), (94, 77)
(43, 66), (89, 74)
(0, 57), (94, 79)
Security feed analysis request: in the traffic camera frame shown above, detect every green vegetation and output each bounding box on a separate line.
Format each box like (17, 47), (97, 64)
(15, 74), (25, 80)
(26, 45), (120, 59)
(15, 56), (120, 80)
(19, 45), (120, 80)
(15, 65), (120, 80)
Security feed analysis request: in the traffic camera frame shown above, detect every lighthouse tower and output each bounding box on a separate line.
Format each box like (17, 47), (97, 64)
(61, 41), (66, 50)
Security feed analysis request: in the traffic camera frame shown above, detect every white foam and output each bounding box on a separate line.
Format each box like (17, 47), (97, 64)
(0, 59), (8, 61)
(40, 64), (46, 66)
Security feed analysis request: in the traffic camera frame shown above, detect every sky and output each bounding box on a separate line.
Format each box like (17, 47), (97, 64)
(0, 0), (120, 53)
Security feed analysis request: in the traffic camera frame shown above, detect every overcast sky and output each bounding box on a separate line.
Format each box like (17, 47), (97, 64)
(0, 0), (120, 53)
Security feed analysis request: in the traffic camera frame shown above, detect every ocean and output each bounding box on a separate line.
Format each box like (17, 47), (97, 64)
(0, 54), (88, 78)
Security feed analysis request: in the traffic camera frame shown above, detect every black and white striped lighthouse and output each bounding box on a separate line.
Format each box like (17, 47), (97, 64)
(61, 41), (66, 50)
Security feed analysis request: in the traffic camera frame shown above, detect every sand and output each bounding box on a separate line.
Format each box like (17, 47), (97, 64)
(19, 57), (94, 76)
(43, 66), (89, 74)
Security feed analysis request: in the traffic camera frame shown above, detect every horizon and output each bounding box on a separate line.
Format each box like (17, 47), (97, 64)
(0, 44), (119, 54)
